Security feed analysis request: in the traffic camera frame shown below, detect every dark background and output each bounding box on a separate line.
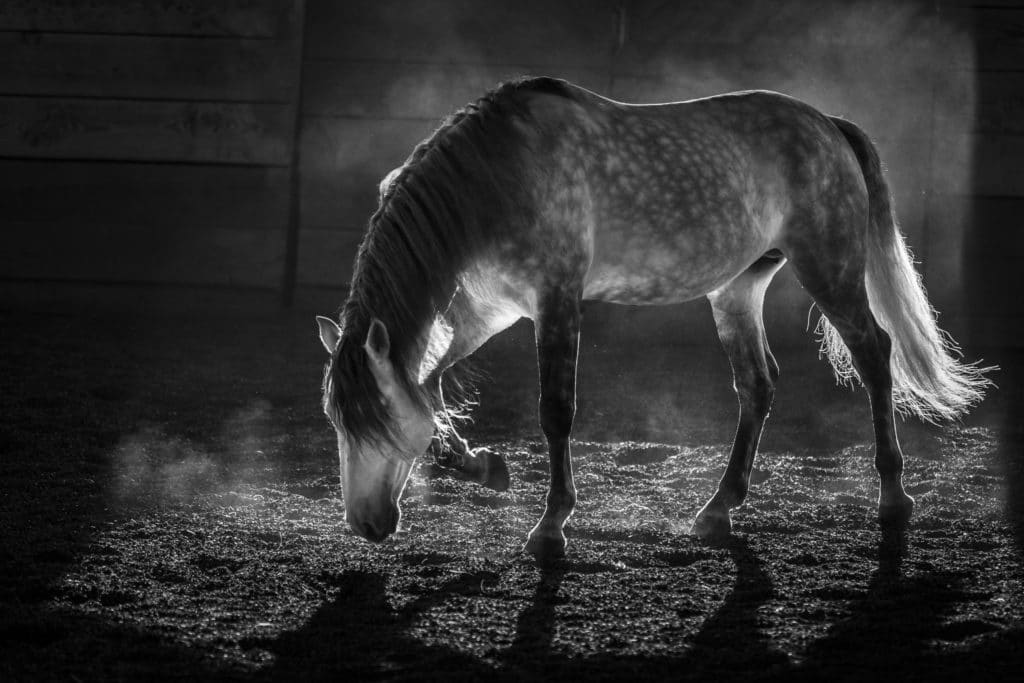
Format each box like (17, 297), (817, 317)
(1, 1), (1023, 681)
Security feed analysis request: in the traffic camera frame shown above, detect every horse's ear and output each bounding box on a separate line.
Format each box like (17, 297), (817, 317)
(316, 315), (341, 354)
(364, 318), (391, 365)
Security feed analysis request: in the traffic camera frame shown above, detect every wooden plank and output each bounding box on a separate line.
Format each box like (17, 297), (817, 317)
(306, 0), (615, 66)
(975, 72), (1024, 135)
(921, 194), (972, 312)
(0, 0), (293, 38)
(0, 160), (289, 230)
(0, 280), (303, 317)
(0, 32), (296, 101)
(924, 196), (1024, 320)
(303, 61), (607, 119)
(301, 163), (384, 235)
(0, 97), (291, 164)
(960, 197), (1023, 322)
(963, 196), (1024, 254)
(1, 221), (285, 287)
(966, 134), (1024, 196)
(974, 7), (1024, 71)
(280, 0), (308, 306)
(296, 228), (364, 288)
(299, 117), (436, 230)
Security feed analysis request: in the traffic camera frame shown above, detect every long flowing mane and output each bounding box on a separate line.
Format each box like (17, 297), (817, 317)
(323, 77), (576, 450)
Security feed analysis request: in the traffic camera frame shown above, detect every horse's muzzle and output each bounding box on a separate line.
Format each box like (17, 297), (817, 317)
(347, 506), (399, 543)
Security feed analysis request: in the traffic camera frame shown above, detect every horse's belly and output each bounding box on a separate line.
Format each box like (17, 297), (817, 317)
(583, 218), (771, 304)
(583, 258), (739, 304)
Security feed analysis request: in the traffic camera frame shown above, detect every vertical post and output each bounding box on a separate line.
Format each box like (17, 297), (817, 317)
(281, 0), (309, 308)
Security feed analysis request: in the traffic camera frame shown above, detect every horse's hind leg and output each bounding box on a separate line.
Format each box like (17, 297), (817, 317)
(692, 256), (785, 540)
(524, 288), (582, 559)
(788, 246), (915, 527)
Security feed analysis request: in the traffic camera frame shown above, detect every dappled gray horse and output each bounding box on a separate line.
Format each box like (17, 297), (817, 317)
(316, 77), (991, 558)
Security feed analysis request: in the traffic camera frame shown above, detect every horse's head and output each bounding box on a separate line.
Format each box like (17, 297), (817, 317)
(316, 315), (434, 542)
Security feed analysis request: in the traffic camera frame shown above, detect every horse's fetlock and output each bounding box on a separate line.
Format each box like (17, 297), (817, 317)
(546, 487), (577, 514)
(874, 455), (903, 477)
(727, 481), (750, 506)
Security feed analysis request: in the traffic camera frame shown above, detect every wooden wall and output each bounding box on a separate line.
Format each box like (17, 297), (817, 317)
(965, 2), (1024, 345)
(0, 0), (303, 289)
(3, 0), (1021, 345)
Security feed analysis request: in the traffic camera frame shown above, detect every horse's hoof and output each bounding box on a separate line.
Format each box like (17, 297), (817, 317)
(523, 532), (567, 561)
(690, 505), (732, 541)
(478, 448), (510, 492)
(878, 492), (914, 528)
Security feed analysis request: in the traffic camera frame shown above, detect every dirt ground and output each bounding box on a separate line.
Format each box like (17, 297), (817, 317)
(1, 295), (1022, 681)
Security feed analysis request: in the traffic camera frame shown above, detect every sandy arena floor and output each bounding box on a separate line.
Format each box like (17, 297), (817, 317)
(1, 298), (1021, 681)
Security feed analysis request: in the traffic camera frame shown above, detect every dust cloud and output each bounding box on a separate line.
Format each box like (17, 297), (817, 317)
(111, 399), (280, 504)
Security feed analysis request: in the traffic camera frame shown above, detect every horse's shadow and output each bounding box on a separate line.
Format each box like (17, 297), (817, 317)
(684, 537), (788, 677)
(257, 568), (495, 682)
(257, 538), (779, 682)
(261, 529), (1016, 682)
(502, 561), (566, 675)
(790, 527), (985, 682)
(485, 536), (784, 680)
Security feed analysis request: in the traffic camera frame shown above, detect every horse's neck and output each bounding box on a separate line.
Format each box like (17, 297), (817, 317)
(351, 274), (458, 387)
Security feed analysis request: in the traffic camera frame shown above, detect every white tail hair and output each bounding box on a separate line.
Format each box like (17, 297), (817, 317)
(819, 118), (994, 423)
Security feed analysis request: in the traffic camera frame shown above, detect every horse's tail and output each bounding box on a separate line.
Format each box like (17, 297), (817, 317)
(820, 116), (994, 423)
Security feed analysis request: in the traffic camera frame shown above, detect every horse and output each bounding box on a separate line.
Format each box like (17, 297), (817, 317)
(315, 77), (992, 557)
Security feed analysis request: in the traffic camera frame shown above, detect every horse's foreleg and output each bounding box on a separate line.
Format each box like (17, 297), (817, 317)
(693, 259), (783, 540)
(524, 290), (582, 559)
(428, 427), (510, 492)
(423, 301), (513, 492)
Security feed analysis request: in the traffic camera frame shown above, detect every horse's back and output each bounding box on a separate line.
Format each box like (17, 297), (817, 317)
(528, 86), (864, 305)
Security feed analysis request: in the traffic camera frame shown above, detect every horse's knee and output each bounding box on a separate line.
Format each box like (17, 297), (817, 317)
(539, 394), (575, 440)
(875, 452), (903, 477)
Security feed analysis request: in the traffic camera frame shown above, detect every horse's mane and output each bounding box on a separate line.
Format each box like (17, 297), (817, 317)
(323, 77), (577, 452)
